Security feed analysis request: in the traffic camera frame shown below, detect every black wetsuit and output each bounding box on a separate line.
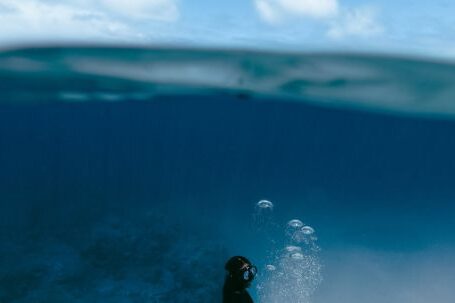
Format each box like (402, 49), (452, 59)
(223, 277), (254, 303)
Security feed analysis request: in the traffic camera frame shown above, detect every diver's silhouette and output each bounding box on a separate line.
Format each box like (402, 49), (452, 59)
(223, 256), (257, 303)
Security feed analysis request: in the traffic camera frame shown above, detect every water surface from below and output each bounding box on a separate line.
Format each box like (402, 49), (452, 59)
(0, 47), (454, 303)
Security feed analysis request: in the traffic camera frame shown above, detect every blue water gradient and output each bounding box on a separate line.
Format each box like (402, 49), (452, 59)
(0, 47), (454, 303)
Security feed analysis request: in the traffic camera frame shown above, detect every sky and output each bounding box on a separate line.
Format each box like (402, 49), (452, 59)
(0, 0), (454, 57)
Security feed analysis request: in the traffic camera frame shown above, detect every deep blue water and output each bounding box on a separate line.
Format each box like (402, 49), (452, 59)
(1, 47), (455, 303)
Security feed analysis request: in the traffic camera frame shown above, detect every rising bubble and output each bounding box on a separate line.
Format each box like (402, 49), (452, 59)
(266, 264), (276, 271)
(301, 226), (315, 235)
(291, 252), (305, 260)
(258, 218), (322, 303)
(285, 245), (302, 253)
(287, 219), (303, 228)
(257, 200), (273, 209)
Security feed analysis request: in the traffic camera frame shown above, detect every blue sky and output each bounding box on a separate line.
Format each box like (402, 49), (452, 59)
(0, 0), (454, 58)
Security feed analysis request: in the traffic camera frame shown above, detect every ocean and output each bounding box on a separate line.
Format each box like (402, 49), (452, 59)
(0, 46), (454, 303)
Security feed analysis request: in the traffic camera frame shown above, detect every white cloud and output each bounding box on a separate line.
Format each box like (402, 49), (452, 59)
(327, 7), (383, 39)
(0, 0), (179, 44)
(254, 0), (339, 23)
(0, 1), (134, 42)
(279, 0), (338, 18)
(0, 1), (16, 13)
(100, 0), (179, 22)
(255, 0), (281, 24)
(253, 0), (383, 40)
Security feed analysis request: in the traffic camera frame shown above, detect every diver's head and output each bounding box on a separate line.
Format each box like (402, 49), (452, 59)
(225, 256), (257, 288)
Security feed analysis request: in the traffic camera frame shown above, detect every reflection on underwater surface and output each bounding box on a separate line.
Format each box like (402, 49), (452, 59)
(1, 46), (455, 118)
(0, 47), (455, 303)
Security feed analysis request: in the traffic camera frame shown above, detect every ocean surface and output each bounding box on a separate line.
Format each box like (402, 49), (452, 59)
(0, 46), (455, 303)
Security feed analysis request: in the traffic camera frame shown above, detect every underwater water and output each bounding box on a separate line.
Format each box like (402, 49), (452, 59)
(1, 47), (455, 303)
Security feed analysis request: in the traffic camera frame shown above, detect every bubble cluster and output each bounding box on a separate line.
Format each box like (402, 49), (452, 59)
(290, 225), (317, 247)
(258, 246), (322, 303)
(253, 199), (322, 303)
(257, 212), (322, 303)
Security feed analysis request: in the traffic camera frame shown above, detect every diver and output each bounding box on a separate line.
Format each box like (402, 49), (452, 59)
(223, 256), (257, 303)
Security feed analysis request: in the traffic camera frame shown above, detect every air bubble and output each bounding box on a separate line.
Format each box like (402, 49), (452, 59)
(287, 219), (303, 228)
(285, 246), (302, 253)
(266, 265), (276, 271)
(301, 226), (315, 235)
(257, 200), (273, 209)
(291, 252), (304, 260)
